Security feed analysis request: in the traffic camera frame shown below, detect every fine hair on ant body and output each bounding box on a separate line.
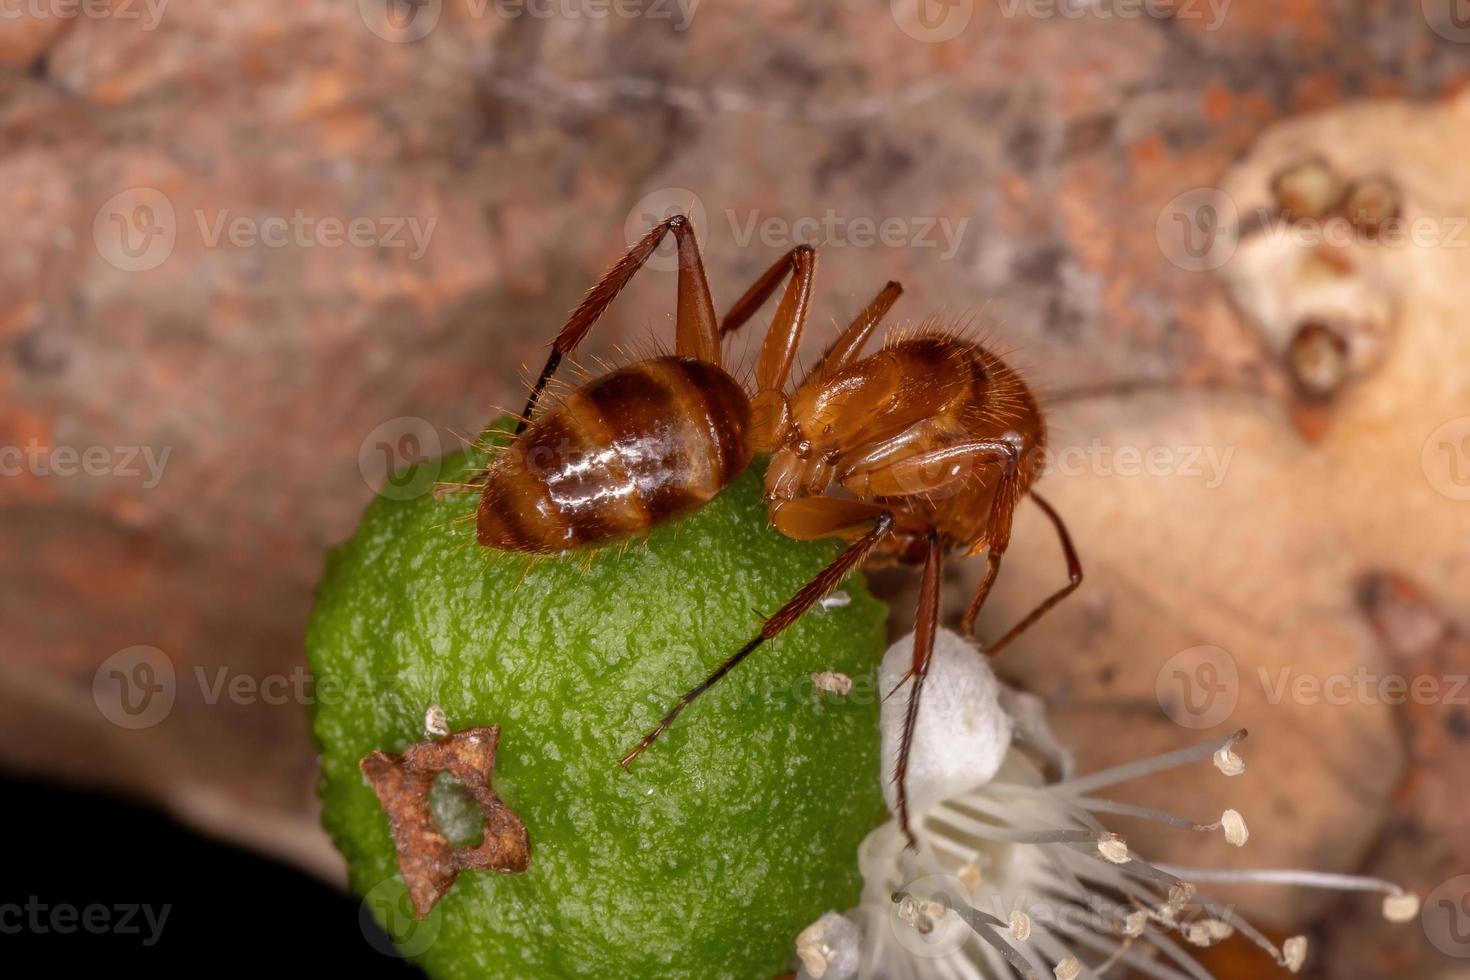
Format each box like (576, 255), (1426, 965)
(473, 212), (1081, 846)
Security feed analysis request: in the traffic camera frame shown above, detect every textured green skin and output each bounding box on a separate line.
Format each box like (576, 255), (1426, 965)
(308, 428), (887, 979)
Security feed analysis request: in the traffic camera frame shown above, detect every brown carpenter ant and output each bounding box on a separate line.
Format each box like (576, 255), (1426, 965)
(474, 214), (874, 549)
(474, 212), (1080, 846)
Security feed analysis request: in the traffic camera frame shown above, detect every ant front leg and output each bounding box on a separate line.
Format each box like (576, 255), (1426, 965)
(814, 280), (902, 379)
(619, 505), (895, 769)
(517, 213), (719, 434)
(837, 435), (1029, 652)
(893, 529), (942, 850)
(959, 464), (1024, 651)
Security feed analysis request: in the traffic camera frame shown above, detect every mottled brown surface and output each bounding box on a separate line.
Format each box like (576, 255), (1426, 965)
(4, 2), (1470, 976)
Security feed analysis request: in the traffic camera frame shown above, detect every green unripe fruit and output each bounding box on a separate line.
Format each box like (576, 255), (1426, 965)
(308, 424), (887, 979)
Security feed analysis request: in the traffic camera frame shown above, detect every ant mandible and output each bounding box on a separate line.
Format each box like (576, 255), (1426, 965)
(475, 212), (1081, 846)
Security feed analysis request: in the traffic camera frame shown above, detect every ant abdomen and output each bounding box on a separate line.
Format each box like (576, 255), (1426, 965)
(476, 356), (752, 553)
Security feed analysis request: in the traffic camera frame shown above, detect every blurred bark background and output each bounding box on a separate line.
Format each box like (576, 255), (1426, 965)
(3, 1), (1470, 976)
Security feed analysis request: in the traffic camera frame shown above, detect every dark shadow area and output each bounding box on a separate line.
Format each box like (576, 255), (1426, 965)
(0, 775), (420, 976)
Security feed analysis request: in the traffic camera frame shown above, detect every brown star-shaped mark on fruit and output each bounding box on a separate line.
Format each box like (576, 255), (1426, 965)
(360, 725), (530, 918)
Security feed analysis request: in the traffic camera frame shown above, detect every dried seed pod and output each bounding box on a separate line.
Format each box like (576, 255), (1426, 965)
(1287, 320), (1350, 401)
(1339, 173), (1403, 239)
(360, 725), (530, 918)
(1271, 156), (1345, 221)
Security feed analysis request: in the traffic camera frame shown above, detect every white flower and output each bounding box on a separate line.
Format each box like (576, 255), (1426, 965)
(795, 628), (1417, 980)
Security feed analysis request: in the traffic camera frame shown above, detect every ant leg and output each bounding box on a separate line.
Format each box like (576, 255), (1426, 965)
(517, 214), (718, 434)
(841, 437), (1021, 500)
(976, 492), (1082, 659)
(719, 246), (818, 451)
(958, 468), (1024, 651)
(619, 509), (895, 769)
(719, 244), (815, 339)
(769, 496), (892, 540)
(815, 281), (902, 378)
(894, 530), (942, 849)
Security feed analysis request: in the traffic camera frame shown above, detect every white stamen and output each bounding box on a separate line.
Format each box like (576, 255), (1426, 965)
(1281, 935), (1308, 973)
(1051, 729), (1248, 797)
(1154, 866), (1408, 897)
(1220, 809), (1249, 847)
(1212, 744), (1245, 776)
(1098, 832), (1130, 864)
(1382, 892), (1420, 922)
(832, 630), (1415, 980)
(1185, 918), (1234, 946)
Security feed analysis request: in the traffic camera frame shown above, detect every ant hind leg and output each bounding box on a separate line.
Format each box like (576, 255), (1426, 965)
(720, 245), (819, 451)
(517, 214), (719, 434)
(974, 492), (1082, 659)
